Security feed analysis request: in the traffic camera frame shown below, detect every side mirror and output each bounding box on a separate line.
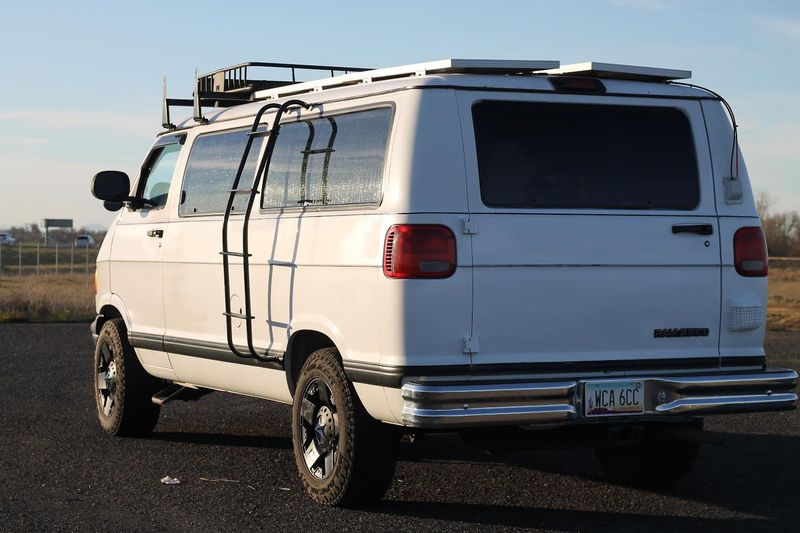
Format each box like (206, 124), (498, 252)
(92, 170), (131, 202)
(103, 200), (124, 212)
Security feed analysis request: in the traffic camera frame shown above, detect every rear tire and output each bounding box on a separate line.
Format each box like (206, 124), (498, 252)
(291, 348), (399, 506)
(93, 318), (161, 436)
(595, 438), (699, 487)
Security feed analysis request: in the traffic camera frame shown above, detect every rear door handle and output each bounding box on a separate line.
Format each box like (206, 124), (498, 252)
(147, 229), (164, 238)
(672, 224), (713, 236)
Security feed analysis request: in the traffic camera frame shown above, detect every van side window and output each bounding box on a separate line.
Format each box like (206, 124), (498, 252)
(262, 108), (392, 209)
(180, 129), (264, 216)
(140, 143), (182, 208)
(472, 102), (700, 210)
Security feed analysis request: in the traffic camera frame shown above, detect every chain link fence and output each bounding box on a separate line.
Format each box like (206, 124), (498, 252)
(0, 242), (97, 276)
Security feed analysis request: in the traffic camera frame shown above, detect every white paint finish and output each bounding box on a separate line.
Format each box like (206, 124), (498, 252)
(93, 214), (115, 312)
(353, 383), (398, 424)
(717, 216), (767, 358)
(141, 365), (177, 381)
(111, 214), (169, 338)
(700, 100), (758, 218)
(94, 260), (111, 312)
(168, 354), (292, 403)
(162, 216), (230, 350)
(138, 349), (177, 381)
(376, 90), (468, 214)
(457, 91), (723, 365)
(470, 215), (721, 266)
(95, 292), (130, 325)
(376, 269), (473, 367)
(472, 263), (721, 363)
(383, 386), (405, 425)
(540, 62), (691, 81)
(375, 213), (472, 368)
(162, 212), (388, 368)
(701, 101), (764, 359)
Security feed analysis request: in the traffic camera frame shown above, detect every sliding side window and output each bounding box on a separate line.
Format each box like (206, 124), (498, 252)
(262, 108), (392, 209)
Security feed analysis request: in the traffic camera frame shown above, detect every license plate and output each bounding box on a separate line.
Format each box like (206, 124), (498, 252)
(585, 380), (644, 417)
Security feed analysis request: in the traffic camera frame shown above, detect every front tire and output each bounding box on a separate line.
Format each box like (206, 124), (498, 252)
(291, 348), (399, 506)
(93, 318), (161, 436)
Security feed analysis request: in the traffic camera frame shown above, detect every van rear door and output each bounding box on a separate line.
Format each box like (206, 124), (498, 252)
(459, 94), (721, 371)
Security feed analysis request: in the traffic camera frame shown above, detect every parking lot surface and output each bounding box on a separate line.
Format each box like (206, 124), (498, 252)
(1, 324), (798, 532)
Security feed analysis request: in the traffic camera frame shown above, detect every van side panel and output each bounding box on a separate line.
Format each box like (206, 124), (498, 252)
(701, 100), (766, 360)
(380, 89), (469, 214)
(244, 213), (386, 363)
(376, 90), (472, 369)
(701, 100), (758, 218)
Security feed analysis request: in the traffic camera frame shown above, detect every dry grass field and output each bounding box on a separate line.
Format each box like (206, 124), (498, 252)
(1, 260), (800, 328)
(0, 274), (95, 322)
(766, 258), (800, 332)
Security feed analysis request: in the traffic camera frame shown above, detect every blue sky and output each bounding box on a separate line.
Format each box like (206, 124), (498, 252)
(1, 0), (798, 228)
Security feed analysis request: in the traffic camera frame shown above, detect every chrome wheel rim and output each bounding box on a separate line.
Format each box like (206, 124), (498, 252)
(96, 342), (117, 418)
(299, 378), (339, 480)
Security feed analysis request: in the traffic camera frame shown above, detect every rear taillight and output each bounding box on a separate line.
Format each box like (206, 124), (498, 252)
(734, 227), (768, 277)
(383, 225), (456, 279)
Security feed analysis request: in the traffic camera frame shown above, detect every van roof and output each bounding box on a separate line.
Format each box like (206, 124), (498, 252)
(167, 59), (710, 131)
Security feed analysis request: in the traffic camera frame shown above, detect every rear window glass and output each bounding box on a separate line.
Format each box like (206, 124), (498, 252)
(472, 101), (700, 210)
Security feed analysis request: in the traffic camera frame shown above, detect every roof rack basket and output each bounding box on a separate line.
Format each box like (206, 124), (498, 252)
(162, 61), (370, 129)
(198, 61), (371, 98)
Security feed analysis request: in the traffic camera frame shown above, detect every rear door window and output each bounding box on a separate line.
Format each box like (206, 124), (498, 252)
(472, 101), (700, 210)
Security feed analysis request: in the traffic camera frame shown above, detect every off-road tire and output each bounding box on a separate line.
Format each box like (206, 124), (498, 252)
(291, 347), (399, 506)
(94, 318), (161, 436)
(595, 439), (700, 487)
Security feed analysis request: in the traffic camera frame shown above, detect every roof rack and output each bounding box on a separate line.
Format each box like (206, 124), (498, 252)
(539, 62), (691, 82)
(252, 58), (560, 100)
(161, 58), (562, 129)
(198, 61), (371, 96)
(162, 61), (371, 129)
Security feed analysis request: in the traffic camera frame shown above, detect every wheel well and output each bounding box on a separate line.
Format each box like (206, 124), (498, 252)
(96, 305), (123, 334)
(285, 330), (337, 395)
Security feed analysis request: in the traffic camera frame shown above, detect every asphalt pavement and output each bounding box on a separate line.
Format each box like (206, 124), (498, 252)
(1, 324), (798, 532)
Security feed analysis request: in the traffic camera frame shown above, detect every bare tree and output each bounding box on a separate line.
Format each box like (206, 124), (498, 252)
(755, 190), (800, 257)
(755, 191), (773, 219)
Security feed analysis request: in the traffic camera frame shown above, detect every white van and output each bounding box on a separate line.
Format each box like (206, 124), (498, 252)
(74, 234), (96, 247)
(90, 59), (797, 506)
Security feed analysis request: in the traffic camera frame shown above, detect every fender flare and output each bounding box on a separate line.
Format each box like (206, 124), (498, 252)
(93, 292), (133, 335)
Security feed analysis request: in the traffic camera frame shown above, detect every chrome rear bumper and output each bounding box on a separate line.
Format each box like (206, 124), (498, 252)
(401, 369), (798, 428)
